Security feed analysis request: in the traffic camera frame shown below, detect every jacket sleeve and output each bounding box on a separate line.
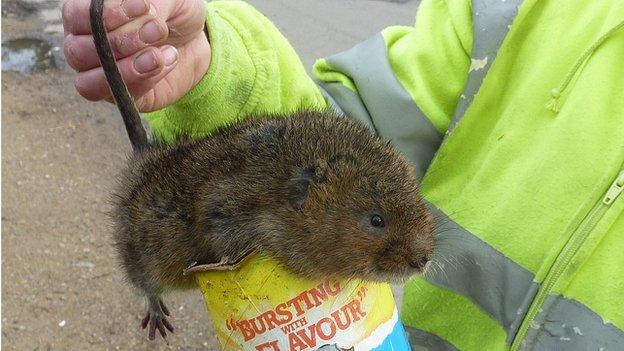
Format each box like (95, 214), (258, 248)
(145, 1), (328, 142)
(313, 0), (473, 177)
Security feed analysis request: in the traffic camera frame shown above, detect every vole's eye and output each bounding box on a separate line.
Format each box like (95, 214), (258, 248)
(370, 214), (385, 228)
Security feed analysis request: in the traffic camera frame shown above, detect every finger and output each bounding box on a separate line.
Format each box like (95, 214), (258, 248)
(136, 32), (210, 112)
(159, 299), (170, 316)
(62, 0), (150, 35)
(123, 46), (179, 101)
(75, 45), (178, 101)
(162, 318), (174, 333)
(156, 321), (167, 339)
(148, 319), (157, 341)
(140, 314), (150, 329)
(64, 16), (168, 71)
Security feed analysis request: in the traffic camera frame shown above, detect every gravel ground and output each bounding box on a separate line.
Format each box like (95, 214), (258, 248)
(1, 0), (419, 349)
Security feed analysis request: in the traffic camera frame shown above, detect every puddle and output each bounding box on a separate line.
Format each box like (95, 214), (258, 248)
(1, 38), (57, 73)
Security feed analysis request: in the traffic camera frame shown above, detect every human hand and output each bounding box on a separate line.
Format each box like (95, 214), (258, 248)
(62, 0), (211, 112)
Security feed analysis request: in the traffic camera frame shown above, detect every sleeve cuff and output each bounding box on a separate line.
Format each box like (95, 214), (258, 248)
(146, 2), (258, 142)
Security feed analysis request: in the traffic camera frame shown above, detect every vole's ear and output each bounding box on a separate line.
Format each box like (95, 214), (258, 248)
(288, 160), (329, 210)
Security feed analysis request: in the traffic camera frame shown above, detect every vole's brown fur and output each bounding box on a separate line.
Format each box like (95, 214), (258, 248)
(115, 111), (435, 286)
(113, 111), (435, 339)
(89, 0), (435, 342)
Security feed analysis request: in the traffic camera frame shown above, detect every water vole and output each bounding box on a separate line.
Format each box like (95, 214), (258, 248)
(89, 0), (435, 341)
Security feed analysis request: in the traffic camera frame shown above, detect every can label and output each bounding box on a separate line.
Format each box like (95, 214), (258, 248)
(195, 255), (410, 351)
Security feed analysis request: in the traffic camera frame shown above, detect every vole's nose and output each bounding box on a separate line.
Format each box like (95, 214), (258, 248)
(408, 255), (430, 271)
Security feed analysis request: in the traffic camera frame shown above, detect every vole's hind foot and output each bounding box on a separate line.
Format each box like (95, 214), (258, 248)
(141, 298), (174, 341)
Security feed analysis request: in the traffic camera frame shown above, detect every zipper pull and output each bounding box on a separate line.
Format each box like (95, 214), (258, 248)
(603, 171), (624, 205)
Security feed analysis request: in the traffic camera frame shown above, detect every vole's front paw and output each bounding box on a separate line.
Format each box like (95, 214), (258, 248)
(141, 298), (174, 341)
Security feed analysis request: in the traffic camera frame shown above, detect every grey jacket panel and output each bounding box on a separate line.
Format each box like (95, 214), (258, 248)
(317, 34), (442, 179)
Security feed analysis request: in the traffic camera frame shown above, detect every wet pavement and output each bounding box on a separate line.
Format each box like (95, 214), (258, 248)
(2, 38), (57, 73)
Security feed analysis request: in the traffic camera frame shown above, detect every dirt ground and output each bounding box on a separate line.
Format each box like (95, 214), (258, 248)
(2, 0), (417, 350)
(2, 66), (220, 350)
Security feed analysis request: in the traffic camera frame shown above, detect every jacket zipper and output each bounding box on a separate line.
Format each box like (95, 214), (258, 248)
(510, 170), (624, 351)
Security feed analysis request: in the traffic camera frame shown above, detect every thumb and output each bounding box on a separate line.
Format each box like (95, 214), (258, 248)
(152, 0), (207, 45)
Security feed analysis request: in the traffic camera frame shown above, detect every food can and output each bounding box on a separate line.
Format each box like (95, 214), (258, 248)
(193, 254), (411, 351)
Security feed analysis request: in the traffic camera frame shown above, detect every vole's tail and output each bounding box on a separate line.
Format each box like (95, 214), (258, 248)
(90, 0), (149, 151)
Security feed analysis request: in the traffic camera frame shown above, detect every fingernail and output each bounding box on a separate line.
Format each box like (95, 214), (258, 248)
(134, 50), (159, 74)
(139, 20), (165, 44)
(121, 0), (149, 18)
(162, 46), (178, 67)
